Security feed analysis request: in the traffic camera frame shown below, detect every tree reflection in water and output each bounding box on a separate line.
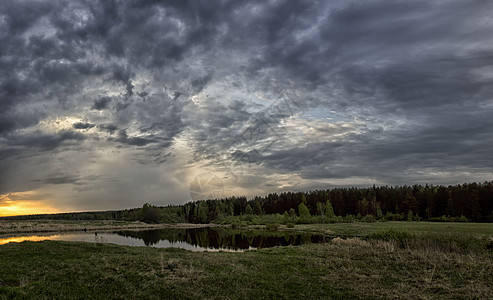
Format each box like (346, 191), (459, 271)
(115, 228), (326, 250)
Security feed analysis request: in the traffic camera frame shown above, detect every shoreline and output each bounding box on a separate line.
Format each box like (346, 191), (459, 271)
(0, 220), (222, 236)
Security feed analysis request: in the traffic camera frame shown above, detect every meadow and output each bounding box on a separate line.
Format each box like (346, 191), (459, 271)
(0, 219), (213, 235)
(0, 221), (492, 299)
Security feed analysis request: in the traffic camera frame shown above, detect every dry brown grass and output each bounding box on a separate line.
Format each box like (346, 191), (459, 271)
(0, 220), (218, 236)
(331, 237), (371, 247)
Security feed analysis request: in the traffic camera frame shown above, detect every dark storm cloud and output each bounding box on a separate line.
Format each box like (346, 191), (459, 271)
(339, 54), (493, 112)
(110, 65), (134, 96)
(0, 1), (53, 33)
(113, 129), (156, 147)
(73, 122), (95, 130)
(1, 0), (493, 211)
(180, 0), (493, 184)
(92, 97), (112, 110)
(6, 130), (85, 152)
(184, 98), (254, 164)
(1, 0), (210, 166)
(219, 0), (493, 110)
(260, 107), (493, 183)
(98, 124), (118, 134)
(0, 129), (86, 195)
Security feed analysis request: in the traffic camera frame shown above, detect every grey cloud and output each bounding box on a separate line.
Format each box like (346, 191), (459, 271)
(98, 124), (118, 134)
(0, 130), (86, 195)
(190, 73), (214, 95)
(0, 110), (44, 135)
(184, 98), (254, 164)
(113, 129), (156, 147)
(7, 130), (85, 152)
(115, 99), (132, 112)
(268, 112), (493, 184)
(42, 174), (80, 185)
(250, 142), (343, 173)
(0, 1), (53, 35)
(1, 0), (493, 210)
(92, 97), (112, 110)
(73, 122), (95, 130)
(226, 0), (493, 110)
(339, 54), (493, 112)
(230, 98), (493, 184)
(111, 65), (134, 96)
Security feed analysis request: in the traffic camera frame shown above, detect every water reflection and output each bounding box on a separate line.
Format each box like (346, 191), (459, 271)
(0, 235), (58, 245)
(115, 228), (326, 250)
(0, 228), (326, 251)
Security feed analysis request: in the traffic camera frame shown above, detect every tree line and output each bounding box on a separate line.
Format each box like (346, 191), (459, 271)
(182, 181), (493, 224)
(2, 182), (492, 223)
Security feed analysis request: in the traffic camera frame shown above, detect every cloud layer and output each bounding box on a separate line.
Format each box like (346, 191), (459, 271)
(1, 0), (493, 213)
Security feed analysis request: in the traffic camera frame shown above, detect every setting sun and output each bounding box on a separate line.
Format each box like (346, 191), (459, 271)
(0, 192), (59, 217)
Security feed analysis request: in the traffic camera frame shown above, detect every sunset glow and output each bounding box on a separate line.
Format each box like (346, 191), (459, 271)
(0, 235), (59, 245)
(0, 193), (59, 217)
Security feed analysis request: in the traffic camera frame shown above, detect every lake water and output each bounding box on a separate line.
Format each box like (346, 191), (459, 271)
(0, 228), (327, 252)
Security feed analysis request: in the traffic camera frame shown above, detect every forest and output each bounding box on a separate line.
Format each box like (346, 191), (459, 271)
(2, 181), (493, 223)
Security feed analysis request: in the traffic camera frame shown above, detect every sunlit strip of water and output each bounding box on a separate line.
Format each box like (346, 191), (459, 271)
(0, 232), (249, 252)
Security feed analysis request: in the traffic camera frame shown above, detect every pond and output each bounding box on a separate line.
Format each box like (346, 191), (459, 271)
(0, 228), (327, 252)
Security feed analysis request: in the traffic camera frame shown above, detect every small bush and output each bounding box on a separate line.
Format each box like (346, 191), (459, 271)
(386, 213), (405, 221)
(343, 215), (355, 223)
(286, 222), (295, 228)
(333, 216), (344, 223)
(362, 214), (377, 223)
(428, 215), (469, 222)
(243, 214), (254, 222)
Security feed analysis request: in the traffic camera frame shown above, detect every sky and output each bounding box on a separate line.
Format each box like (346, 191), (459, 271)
(1, 0), (493, 216)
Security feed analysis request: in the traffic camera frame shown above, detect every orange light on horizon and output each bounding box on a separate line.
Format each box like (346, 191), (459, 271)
(0, 192), (60, 217)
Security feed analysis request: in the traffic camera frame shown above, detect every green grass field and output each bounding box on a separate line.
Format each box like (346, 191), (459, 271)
(0, 222), (492, 299)
(290, 221), (493, 237)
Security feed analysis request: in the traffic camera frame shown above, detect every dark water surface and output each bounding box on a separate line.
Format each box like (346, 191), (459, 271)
(0, 228), (327, 251)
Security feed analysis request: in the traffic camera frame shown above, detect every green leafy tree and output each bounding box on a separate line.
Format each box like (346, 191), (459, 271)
(317, 200), (336, 223)
(407, 210), (414, 221)
(326, 200), (335, 222)
(298, 202), (311, 223)
(283, 211), (290, 224)
(289, 208), (296, 217)
(141, 203), (160, 224)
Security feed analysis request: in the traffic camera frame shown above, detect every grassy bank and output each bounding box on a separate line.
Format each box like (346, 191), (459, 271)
(0, 220), (218, 236)
(1, 232), (492, 299)
(286, 221), (493, 237)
